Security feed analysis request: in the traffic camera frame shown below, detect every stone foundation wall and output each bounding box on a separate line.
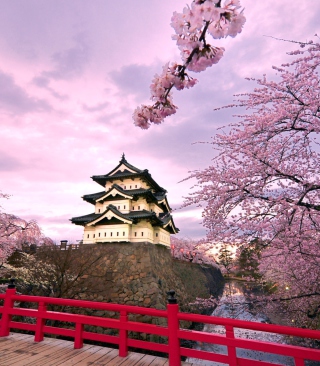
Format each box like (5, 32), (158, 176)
(80, 242), (224, 314)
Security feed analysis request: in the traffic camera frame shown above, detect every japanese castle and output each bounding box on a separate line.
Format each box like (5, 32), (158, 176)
(71, 155), (179, 246)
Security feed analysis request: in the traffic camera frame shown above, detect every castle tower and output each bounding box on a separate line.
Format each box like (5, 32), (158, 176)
(71, 155), (179, 246)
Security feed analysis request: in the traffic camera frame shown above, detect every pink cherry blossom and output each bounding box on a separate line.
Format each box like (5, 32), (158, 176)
(133, 0), (245, 128)
(171, 236), (218, 267)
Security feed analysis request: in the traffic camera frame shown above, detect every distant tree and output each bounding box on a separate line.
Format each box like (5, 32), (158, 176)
(237, 239), (262, 280)
(217, 244), (234, 276)
(0, 192), (53, 267)
(171, 236), (217, 267)
(133, 0), (245, 129)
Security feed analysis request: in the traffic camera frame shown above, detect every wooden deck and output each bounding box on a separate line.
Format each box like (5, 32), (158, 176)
(0, 332), (195, 365)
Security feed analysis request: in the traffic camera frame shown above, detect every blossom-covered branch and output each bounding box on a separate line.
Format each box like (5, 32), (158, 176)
(133, 0), (245, 129)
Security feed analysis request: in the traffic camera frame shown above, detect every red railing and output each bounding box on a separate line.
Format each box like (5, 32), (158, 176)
(1, 286), (320, 366)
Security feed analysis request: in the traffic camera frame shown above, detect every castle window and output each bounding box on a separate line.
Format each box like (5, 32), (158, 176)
(124, 205), (126, 209)
(124, 186), (126, 189)
(134, 232), (137, 237)
(117, 232), (119, 236)
(138, 206), (140, 210)
(104, 232), (106, 237)
(151, 209), (153, 212)
(141, 232), (144, 237)
(110, 232), (113, 237)
(135, 185), (137, 188)
(130, 185), (132, 189)
(93, 234), (95, 238)
(98, 209), (100, 213)
(132, 206), (134, 210)
(118, 206), (120, 209)
(98, 233), (101, 237)
(156, 233), (158, 237)
(123, 232), (125, 236)
(87, 234), (90, 238)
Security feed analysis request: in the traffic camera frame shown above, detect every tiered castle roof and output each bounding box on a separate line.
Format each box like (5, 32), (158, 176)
(71, 155), (179, 237)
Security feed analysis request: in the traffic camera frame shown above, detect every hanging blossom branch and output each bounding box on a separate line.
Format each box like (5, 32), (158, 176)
(133, 0), (246, 129)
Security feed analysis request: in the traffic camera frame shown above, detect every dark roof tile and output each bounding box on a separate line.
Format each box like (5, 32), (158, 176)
(126, 210), (156, 219)
(82, 191), (106, 204)
(71, 213), (100, 225)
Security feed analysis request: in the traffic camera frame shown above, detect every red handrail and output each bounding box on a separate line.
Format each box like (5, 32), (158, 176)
(1, 288), (320, 366)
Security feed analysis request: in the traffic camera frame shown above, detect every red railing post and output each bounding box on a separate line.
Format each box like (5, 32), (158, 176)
(74, 323), (84, 349)
(0, 279), (16, 337)
(167, 290), (181, 366)
(119, 310), (128, 357)
(34, 301), (46, 342)
(294, 358), (305, 366)
(226, 325), (237, 366)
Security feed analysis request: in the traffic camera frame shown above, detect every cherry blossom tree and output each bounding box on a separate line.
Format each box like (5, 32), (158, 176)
(133, 0), (245, 129)
(184, 39), (320, 327)
(171, 236), (218, 267)
(0, 192), (53, 267)
(6, 245), (106, 299)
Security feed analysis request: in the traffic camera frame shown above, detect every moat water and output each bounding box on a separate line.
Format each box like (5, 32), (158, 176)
(187, 281), (295, 366)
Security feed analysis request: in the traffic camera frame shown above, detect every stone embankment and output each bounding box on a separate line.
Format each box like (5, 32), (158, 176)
(80, 242), (224, 315)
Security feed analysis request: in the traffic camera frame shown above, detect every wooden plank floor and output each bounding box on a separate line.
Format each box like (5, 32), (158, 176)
(0, 332), (195, 366)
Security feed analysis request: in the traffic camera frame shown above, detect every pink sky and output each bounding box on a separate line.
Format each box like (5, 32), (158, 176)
(0, 1), (319, 242)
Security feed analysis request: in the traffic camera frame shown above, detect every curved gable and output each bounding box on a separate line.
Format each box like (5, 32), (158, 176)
(88, 206), (132, 226)
(109, 164), (138, 176)
(97, 185), (132, 203)
(106, 154), (142, 176)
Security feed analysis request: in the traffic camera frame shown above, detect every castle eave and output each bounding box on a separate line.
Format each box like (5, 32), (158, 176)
(71, 213), (100, 226)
